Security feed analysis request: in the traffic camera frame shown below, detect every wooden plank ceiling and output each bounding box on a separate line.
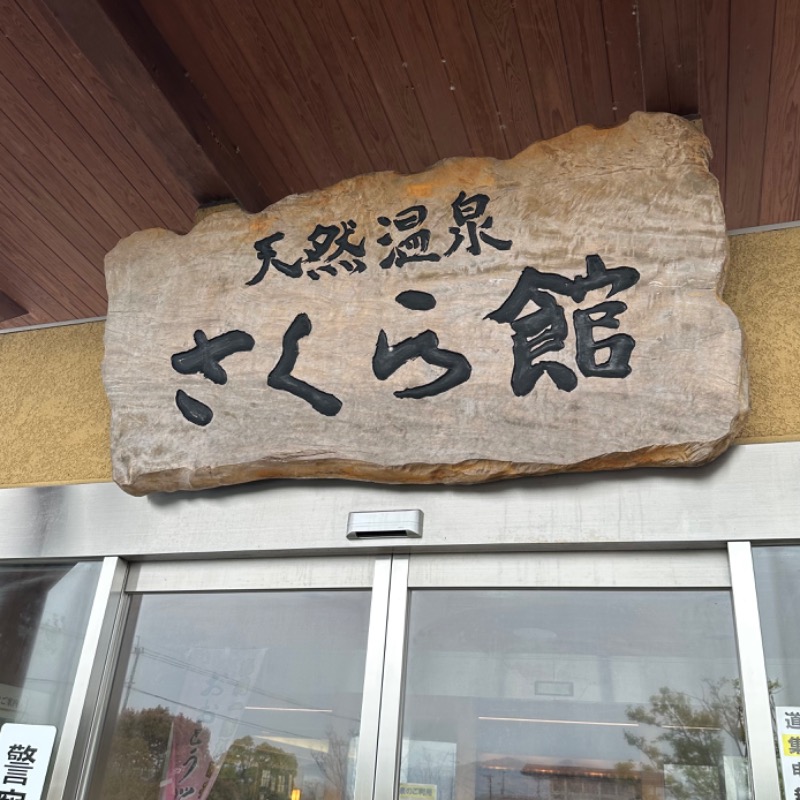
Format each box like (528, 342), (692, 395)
(0, 0), (798, 330)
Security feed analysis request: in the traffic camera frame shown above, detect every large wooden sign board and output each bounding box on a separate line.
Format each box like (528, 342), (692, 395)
(103, 113), (747, 495)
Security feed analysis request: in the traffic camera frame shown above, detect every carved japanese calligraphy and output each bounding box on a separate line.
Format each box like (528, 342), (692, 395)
(103, 112), (747, 495)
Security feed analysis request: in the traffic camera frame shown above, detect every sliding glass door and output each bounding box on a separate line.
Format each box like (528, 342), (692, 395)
(86, 557), (383, 800)
(400, 589), (746, 800)
(81, 551), (761, 800)
(387, 552), (751, 800)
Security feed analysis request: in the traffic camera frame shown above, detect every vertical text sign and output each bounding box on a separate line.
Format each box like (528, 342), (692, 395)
(0, 723), (57, 800)
(778, 707), (800, 800)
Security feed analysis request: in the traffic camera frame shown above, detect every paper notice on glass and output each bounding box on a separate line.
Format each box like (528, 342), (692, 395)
(400, 784), (438, 800)
(777, 706), (800, 800)
(0, 723), (57, 800)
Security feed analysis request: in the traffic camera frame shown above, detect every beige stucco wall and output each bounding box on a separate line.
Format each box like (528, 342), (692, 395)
(725, 227), (800, 442)
(0, 225), (798, 488)
(0, 321), (111, 486)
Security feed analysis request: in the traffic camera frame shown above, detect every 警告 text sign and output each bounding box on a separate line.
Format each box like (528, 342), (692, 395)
(0, 723), (56, 800)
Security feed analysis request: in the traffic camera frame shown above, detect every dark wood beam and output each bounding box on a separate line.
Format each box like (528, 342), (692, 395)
(38, 0), (269, 212)
(0, 290), (27, 323)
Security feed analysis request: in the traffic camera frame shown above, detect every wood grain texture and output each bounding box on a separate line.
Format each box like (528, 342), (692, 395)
(698, 0), (730, 200)
(290, 0), (411, 172)
(0, 213), (97, 320)
(468, 0), (542, 155)
(673, 0), (698, 114)
(0, 0), (189, 232)
(0, 292), (27, 323)
(0, 173), (107, 306)
(0, 71), (136, 239)
(0, 141), (109, 307)
(0, 135), (111, 264)
(5, 0), (800, 336)
(724, 0), (776, 229)
(204, 0), (353, 187)
(337, 0), (440, 172)
(98, 0), (270, 209)
(556, 0), (616, 127)
(0, 258), (68, 328)
(515, 0), (577, 138)
(252, 0), (394, 176)
(602, 0), (644, 123)
(0, 0), (195, 327)
(381, 0), (472, 159)
(133, 0), (290, 204)
(761, 0), (800, 224)
(13, 0), (198, 228)
(639, 0), (671, 110)
(36, 0), (229, 203)
(424, 0), (510, 157)
(656, 0), (697, 115)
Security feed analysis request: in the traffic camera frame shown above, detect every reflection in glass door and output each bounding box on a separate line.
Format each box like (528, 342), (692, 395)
(81, 553), (754, 800)
(89, 590), (372, 800)
(399, 589), (749, 800)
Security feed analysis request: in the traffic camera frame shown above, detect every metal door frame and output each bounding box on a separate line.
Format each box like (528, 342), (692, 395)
(50, 548), (782, 800)
(74, 554), (389, 800)
(370, 549), (781, 800)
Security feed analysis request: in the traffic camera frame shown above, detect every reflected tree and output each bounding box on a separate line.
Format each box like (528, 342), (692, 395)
(214, 736), (298, 800)
(619, 678), (777, 800)
(404, 742), (456, 800)
(101, 707), (300, 800)
(310, 728), (355, 800)
(103, 706), (212, 800)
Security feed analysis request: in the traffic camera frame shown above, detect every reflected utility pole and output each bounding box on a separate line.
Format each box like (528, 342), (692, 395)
(123, 637), (142, 708)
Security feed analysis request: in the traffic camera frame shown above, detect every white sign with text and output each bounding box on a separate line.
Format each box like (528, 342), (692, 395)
(0, 723), (57, 800)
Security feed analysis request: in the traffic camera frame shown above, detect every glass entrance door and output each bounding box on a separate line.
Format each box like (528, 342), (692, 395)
(399, 589), (746, 800)
(81, 551), (754, 800)
(85, 557), (383, 800)
(387, 552), (752, 800)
